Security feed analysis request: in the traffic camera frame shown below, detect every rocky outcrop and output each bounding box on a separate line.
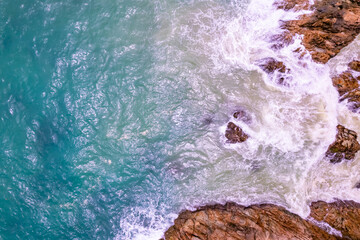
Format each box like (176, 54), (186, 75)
(332, 72), (359, 96)
(279, 0), (360, 63)
(310, 200), (360, 239)
(164, 201), (360, 240)
(225, 122), (249, 143)
(332, 66), (360, 112)
(325, 124), (360, 163)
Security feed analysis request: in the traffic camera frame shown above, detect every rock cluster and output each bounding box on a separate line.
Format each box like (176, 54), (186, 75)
(332, 60), (360, 112)
(164, 201), (360, 240)
(225, 122), (249, 143)
(281, 0), (360, 63)
(325, 124), (360, 163)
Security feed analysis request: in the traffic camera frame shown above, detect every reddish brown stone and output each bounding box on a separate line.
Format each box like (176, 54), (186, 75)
(325, 125), (360, 163)
(278, 0), (360, 63)
(340, 89), (360, 112)
(275, 0), (311, 11)
(349, 60), (360, 72)
(258, 58), (291, 85)
(310, 200), (360, 240)
(332, 72), (359, 96)
(259, 58), (289, 74)
(331, 62), (360, 112)
(225, 122), (249, 143)
(164, 201), (360, 240)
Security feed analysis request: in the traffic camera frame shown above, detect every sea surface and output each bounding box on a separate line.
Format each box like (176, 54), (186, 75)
(1, 0), (360, 239)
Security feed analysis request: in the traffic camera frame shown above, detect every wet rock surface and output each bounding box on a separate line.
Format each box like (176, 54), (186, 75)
(340, 89), (360, 112)
(164, 201), (360, 240)
(279, 0), (360, 63)
(233, 110), (251, 123)
(332, 72), (359, 96)
(275, 0), (311, 11)
(225, 122), (249, 143)
(331, 60), (360, 112)
(349, 60), (360, 72)
(258, 58), (291, 85)
(325, 124), (360, 163)
(258, 58), (289, 74)
(310, 200), (360, 239)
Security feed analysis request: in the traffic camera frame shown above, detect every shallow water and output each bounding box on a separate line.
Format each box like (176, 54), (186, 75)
(0, 0), (360, 239)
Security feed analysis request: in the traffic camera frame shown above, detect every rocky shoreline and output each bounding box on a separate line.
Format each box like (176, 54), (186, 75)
(163, 200), (360, 240)
(164, 0), (360, 239)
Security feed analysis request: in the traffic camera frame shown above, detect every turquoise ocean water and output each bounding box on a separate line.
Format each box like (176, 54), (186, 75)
(0, 1), (182, 238)
(2, 0), (360, 239)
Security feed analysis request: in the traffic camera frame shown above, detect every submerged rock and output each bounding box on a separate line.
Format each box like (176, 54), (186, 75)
(325, 125), (360, 163)
(258, 58), (291, 85)
(279, 0), (360, 63)
(233, 110), (251, 123)
(164, 200), (360, 240)
(225, 122), (249, 143)
(202, 116), (214, 125)
(259, 58), (289, 74)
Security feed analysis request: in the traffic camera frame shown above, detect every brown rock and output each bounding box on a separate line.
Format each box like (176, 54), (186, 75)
(349, 60), (360, 72)
(275, 0), (311, 11)
(233, 110), (251, 123)
(332, 61), (360, 112)
(310, 200), (360, 240)
(278, 0), (360, 63)
(355, 182), (360, 188)
(225, 122), (249, 143)
(332, 71), (359, 96)
(325, 124), (360, 163)
(259, 58), (289, 74)
(258, 58), (291, 85)
(340, 88), (360, 112)
(164, 201), (360, 240)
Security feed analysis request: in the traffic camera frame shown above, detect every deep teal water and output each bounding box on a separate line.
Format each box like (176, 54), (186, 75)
(0, 1), (197, 239)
